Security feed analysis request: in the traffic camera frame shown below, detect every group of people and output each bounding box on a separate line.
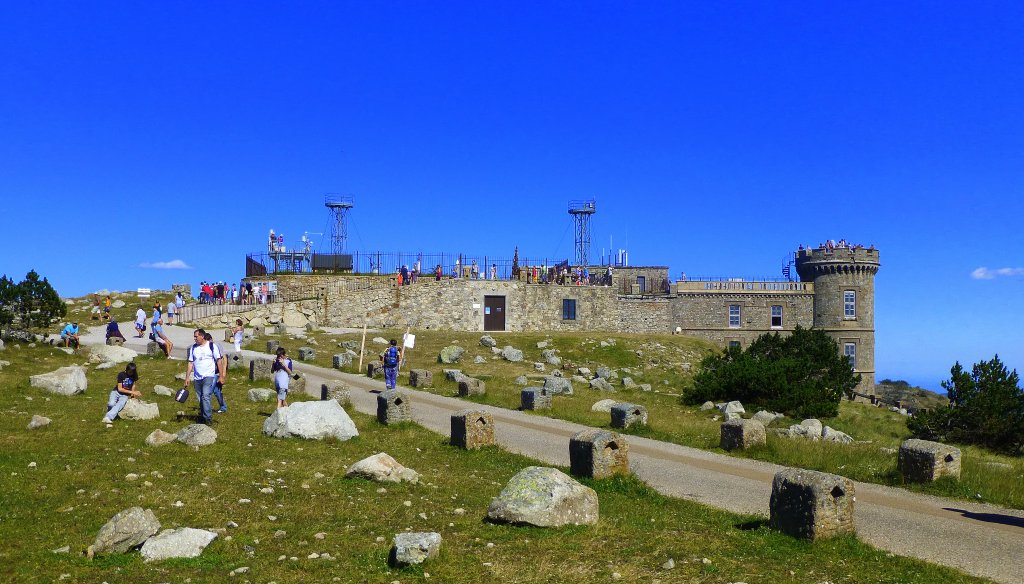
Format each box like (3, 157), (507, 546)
(197, 280), (269, 305)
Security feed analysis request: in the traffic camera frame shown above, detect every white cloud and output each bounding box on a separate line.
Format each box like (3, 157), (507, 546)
(139, 259), (193, 270)
(971, 267), (1024, 280)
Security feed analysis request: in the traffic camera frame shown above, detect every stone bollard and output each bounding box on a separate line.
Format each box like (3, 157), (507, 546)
(720, 418), (767, 451)
(569, 429), (629, 479)
(610, 403), (648, 429)
(367, 362), (384, 378)
(146, 341), (161, 356)
(249, 357), (274, 381)
(321, 381), (351, 407)
(253, 325), (264, 338)
(377, 389), (411, 425)
(227, 353), (246, 371)
(521, 387), (552, 410)
(274, 324), (287, 334)
(266, 340), (280, 353)
(450, 409), (495, 449)
(332, 353), (353, 369)
(409, 369), (433, 388)
(106, 337), (125, 346)
(769, 468), (855, 540)
(457, 377), (486, 397)
(898, 439), (962, 482)
(298, 347), (315, 361)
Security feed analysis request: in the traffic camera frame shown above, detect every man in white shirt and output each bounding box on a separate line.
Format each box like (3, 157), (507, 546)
(134, 307), (147, 338)
(184, 328), (225, 425)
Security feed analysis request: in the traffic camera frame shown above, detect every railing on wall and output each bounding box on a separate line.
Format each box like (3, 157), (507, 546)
(676, 280), (814, 293)
(178, 302), (253, 323)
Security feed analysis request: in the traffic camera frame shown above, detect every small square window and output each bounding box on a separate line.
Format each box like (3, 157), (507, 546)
(562, 299), (576, 320)
(771, 305), (783, 328)
(728, 340), (741, 349)
(844, 291), (856, 319)
(728, 304), (741, 328)
(844, 342), (856, 367)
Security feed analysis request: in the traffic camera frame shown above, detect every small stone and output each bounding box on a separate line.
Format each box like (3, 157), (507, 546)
(662, 558), (675, 570)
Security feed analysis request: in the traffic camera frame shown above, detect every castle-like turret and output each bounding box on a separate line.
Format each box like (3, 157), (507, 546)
(795, 246), (880, 398)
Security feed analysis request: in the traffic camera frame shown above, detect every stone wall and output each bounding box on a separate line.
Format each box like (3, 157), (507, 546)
(672, 293), (814, 348)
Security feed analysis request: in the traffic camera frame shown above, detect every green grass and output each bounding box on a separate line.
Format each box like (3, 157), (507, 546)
(252, 327), (1024, 511)
(0, 343), (988, 583)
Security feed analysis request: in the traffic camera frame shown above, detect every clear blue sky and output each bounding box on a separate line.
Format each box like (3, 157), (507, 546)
(2, 1), (1022, 391)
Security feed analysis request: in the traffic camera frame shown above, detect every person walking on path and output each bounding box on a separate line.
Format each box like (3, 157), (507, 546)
(272, 347), (293, 409)
(232, 319), (244, 355)
(134, 306), (147, 337)
(380, 339), (403, 390)
(102, 362), (141, 424)
(204, 331), (229, 414)
(166, 300), (175, 325)
(184, 328), (225, 425)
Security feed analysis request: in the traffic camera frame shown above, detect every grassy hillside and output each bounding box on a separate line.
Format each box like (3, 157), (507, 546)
(0, 343), (987, 583)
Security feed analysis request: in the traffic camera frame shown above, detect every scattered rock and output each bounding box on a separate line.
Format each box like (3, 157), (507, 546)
(438, 346), (465, 364)
(533, 362), (545, 371)
(140, 527), (218, 562)
(372, 337), (389, 345)
(536, 341), (549, 349)
(248, 388), (277, 402)
(389, 532), (442, 566)
(718, 401), (745, 416)
(541, 349), (561, 366)
(263, 400), (359, 441)
(487, 466), (599, 527)
(153, 385), (174, 397)
(176, 424), (218, 448)
(87, 345), (137, 365)
(822, 426), (854, 444)
(91, 507), (161, 555)
(591, 399), (617, 412)
(501, 346), (524, 362)
(145, 429), (177, 447)
(479, 335), (497, 348)
(513, 375), (528, 386)
(345, 453), (420, 484)
(589, 378), (614, 392)
(27, 415), (51, 430)
(474, 356), (487, 364)
(543, 376), (573, 396)
(30, 366), (88, 395)
(119, 400), (160, 421)
(752, 410), (784, 427)
(700, 401), (716, 411)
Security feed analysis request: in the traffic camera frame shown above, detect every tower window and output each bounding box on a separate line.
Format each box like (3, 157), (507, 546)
(771, 305), (783, 328)
(728, 340), (741, 349)
(844, 342), (857, 367)
(562, 299), (576, 320)
(728, 304), (741, 328)
(844, 291), (856, 319)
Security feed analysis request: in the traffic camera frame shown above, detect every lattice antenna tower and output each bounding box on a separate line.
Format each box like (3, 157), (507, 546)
(325, 194), (355, 254)
(568, 199), (596, 267)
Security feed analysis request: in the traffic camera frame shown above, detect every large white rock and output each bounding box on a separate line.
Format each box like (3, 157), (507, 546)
(140, 528), (218, 562)
(111, 299), (126, 308)
(345, 452), (420, 483)
(153, 385), (174, 397)
(591, 399), (618, 412)
(262, 400), (359, 441)
(822, 426), (854, 444)
(282, 310), (308, 328)
(30, 366), (88, 395)
(719, 401), (745, 415)
(91, 507), (161, 555)
(501, 346), (524, 362)
(88, 344), (137, 365)
(248, 388), (277, 402)
(120, 400), (160, 420)
(487, 466), (599, 527)
(145, 429), (177, 447)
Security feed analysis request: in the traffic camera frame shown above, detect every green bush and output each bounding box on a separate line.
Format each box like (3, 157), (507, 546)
(908, 355), (1024, 456)
(0, 270), (66, 335)
(684, 326), (860, 419)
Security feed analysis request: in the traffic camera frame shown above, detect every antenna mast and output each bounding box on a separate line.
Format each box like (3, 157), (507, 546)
(325, 194), (354, 254)
(568, 199), (596, 267)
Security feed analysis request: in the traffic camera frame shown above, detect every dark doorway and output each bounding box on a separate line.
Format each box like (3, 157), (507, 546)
(484, 295), (506, 331)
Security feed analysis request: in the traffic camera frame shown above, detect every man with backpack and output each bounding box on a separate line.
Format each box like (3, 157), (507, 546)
(380, 339), (404, 390)
(184, 328), (226, 425)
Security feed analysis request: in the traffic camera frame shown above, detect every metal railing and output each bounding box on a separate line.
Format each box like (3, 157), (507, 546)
(177, 302), (254, 323)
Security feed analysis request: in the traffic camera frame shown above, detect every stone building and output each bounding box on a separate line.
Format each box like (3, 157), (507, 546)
(232, 245), (879, 396)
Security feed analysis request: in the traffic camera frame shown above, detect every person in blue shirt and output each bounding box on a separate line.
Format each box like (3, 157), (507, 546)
(152, 318), (173, 357)
(151, 303), (162, 328)
(105, 318), (126, 342)
(60, 322), (80, 348)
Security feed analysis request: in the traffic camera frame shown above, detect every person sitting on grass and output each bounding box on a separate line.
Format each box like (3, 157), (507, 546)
(102, 362), (141, 424)
(105, 318), (126, 342)
(60, 322), (80, 349)
(152, 318), (173, 357)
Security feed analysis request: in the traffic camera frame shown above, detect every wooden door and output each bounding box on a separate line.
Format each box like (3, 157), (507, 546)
(483, 295), (506, 331)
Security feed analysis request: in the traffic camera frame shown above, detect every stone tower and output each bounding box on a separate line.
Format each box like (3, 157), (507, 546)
(795, 246), (880, 398)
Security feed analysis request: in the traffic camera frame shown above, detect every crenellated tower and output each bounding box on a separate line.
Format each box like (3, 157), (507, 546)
(795, 246), (881, 398)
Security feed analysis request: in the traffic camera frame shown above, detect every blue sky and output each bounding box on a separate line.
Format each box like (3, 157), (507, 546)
(2, 1), (1022, 391)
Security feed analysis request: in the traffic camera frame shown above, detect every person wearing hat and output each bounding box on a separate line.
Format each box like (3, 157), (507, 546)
(60, 322), (80, 348)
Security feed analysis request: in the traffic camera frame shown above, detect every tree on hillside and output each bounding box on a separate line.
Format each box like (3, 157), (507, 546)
(908, 355), (1024, 456)
(685, 326), (860, 418)
(0, 271), (67, 335)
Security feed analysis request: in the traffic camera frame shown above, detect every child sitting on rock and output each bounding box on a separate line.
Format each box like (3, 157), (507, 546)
(103, 362), (141, 425)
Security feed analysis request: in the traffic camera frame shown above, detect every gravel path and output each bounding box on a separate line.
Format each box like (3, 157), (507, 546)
(83, 325), (1024, 583)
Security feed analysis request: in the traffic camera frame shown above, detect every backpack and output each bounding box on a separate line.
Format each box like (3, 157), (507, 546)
(383, 346), (399, 367)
